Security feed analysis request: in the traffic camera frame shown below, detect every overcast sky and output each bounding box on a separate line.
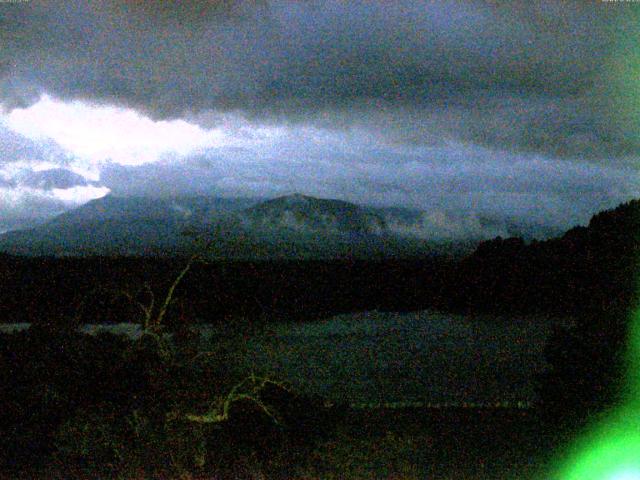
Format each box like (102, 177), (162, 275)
(0, 0), (639, 234)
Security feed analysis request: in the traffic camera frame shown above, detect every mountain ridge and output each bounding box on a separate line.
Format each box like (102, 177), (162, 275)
(0, 193), (564, 258)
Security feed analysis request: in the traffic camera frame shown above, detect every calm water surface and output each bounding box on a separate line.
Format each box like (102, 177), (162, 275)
(0, 311), (562, 405)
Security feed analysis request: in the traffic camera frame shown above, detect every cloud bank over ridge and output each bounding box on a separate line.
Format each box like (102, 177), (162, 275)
(0, 0), (638, 236)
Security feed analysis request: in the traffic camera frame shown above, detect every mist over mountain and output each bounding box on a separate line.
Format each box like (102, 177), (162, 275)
(0, 193), (565, 259)
(241, 193), (387, 235)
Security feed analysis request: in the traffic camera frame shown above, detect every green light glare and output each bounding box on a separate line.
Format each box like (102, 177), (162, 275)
(551, 308), (640, 479)
(553, 405), (640, 480)
(610, 471), (640, 480)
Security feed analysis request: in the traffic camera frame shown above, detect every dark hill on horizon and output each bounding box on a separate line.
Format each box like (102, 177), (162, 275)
(0, 195), (258, 257)
(444, 198), (640, 317)
(0, 193), (525, 259)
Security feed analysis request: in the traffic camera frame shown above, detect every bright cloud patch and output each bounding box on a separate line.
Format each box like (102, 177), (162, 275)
(4, 95), (227, 166)
(0, 156), (110, 232)
(0, 183), (110, 233)
(50, 184), (111, 204)
(0, 95), (293, 231)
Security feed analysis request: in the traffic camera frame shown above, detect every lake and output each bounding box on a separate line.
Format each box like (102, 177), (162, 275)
(0, 311), (563, 407)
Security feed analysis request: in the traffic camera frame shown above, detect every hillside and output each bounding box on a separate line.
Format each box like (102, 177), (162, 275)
(0, 195), (258, 257)
(0, 194), (478, 259)
(241, 193), (386, 235)
(445, 199), (640, 316)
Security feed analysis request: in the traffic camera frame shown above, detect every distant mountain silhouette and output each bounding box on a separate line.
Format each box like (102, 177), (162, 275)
(0, 193), (560, 259)
(191, 194), (474, 260)
(0, 195), (258, 257)
(0, 194), (444, 258)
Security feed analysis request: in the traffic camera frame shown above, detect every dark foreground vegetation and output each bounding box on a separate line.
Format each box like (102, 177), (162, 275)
(1, 199), (639, 477)
(0, 324), (570, 479)
(0, 323), (338, 479)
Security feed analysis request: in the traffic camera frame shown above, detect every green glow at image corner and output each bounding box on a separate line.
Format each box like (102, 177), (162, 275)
(555, 409), (640, 480)
(552, 308), (640, 480)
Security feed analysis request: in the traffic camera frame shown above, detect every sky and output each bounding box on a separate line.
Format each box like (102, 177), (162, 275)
(0, 0), (639, 235)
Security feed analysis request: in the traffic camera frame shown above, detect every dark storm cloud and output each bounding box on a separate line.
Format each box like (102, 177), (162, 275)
(0, 0), (632, 158)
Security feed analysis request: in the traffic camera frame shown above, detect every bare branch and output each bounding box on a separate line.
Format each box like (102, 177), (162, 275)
(154, 254), (199, 329)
